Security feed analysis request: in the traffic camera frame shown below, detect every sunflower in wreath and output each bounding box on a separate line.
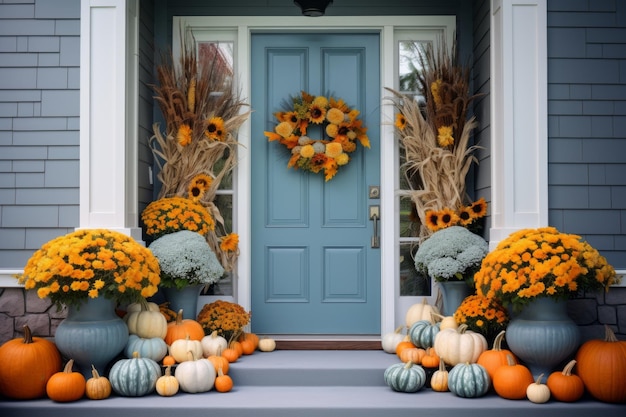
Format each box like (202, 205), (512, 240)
(264, 91), (370, 181)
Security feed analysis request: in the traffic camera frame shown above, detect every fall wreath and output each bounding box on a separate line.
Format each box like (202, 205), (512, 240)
(264, 91), (370, 181)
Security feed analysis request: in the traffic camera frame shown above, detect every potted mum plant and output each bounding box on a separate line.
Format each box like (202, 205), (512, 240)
(414, 225), (489, 315)
(149, 230), (224, 319)
(474, 226), (618, 377)
(17, 228), (161, 377)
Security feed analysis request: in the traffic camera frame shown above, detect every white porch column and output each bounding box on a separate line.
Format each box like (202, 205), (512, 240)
(79, 0), (141, 240)
(489, 0), (548, 249)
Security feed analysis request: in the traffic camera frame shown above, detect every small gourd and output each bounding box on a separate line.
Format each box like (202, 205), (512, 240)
(156, 365), (179, 397)
(85, 365), (112, 400)
(381, 326), (406, 354)
(174, 351), (216, 393)
(109, 352), (161, 397)
(169, 335), (203, 363)
(434, 324), (487, 366)
(164, 309), (205, 345)
(45, 359), (86, 402)
(408, 319), (440, 349)
(430, 360), (449, 392)
(124, 334), (168, 362)
(258, 337), (276, 352)
(447, 362), (490, 398)
(124, 299), (168, 339)
(162, 355), (176, 366)
(405, 298), (440, 327)
(383, 361), (427, 393)
(492, 354), (534, 400)
(201, 331), (228, 357)
(546, 359), (584, 402)
(215, 366), (234, 392)
(526, 374), (551, 404)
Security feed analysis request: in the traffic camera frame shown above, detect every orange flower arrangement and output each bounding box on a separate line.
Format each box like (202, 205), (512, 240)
(454, 295), (509, 344)
(264, 91), (369, 181)
(17, 229), (161, 309)
(141, 196), (215, 240)
(475, 226), (618, 310)
(197, 300), (251, 339)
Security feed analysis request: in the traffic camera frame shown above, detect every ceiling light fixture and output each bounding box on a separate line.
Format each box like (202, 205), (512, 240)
(294, 0), (333, 17)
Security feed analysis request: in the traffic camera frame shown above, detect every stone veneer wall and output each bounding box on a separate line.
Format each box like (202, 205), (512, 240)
(1, 287), (625, 346)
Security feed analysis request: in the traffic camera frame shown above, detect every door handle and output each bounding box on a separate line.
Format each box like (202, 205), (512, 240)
(369, 205), (380, 248)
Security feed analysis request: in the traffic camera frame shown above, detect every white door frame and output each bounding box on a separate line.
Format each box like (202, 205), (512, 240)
(174, 16), (455, 337)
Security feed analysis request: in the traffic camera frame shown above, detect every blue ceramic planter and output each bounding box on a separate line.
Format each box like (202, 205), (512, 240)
(54, 297), (129, 379)
(505, 297), (580, 378)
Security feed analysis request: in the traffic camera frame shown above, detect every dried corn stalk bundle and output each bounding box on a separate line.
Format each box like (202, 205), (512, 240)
(149, 30), (249, 272)
(388, 38), (481, 239)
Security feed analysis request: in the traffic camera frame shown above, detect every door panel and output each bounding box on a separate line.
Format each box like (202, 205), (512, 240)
(251, 33), (380, 334)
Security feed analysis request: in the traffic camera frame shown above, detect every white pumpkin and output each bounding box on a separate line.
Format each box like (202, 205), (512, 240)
(169, 335), (203, 363)
(434, 324), (487, 366)
(174, 352), (216, 393)
(124, 301), (168, 339)
(405, 298), (440, 327)
(201, 331), (228, 358)
(258, 337), (276, 352)
(432, 313), (458, 331)
(381, 326), (406, 354)
(126, 300), (161, 313)
(527, 374), (551, 404)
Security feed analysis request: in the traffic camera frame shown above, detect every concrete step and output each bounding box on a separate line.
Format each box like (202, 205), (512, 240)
(228, 349), (396, 386)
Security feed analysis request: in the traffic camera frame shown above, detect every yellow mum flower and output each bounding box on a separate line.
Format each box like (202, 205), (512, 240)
(300, 144), (315, 158)
(437, 125), (454, 147)
(325, 142), (343, 158)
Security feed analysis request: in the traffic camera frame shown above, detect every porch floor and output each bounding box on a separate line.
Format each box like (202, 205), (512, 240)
(1, 349), (624, 417)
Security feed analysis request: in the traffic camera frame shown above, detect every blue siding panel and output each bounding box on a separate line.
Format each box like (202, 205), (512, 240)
(58, 205), (78, 227)
(0, 229), (25, 250)
(0, 4), (34, 19)
(44, 160), (79, 187)
(589, 186), (612, 209)
(35, 0), (80, 19)
(548, 185), (589, 208)
(15, 173), (45, 188)
(612, 186), (626, 209)
(2, 205), (59, 227)
(549, 163), (588, 185)
(40, 90), (79, 116)
(562, 210), (621, 234)
(28, 36), (59, 53)
(59, 36), (79, 66)
(547, 28), (586, 58)
(549, 59), (620, 83)
(36, 68), (69, 88)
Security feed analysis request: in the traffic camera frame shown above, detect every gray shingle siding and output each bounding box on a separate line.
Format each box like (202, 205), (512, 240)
(0, 0), (80, 269)
(548, 0), (626, 268)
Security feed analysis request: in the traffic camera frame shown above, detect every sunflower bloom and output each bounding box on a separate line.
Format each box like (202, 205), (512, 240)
(206, 117), (226, 141)
(220, 233), (239, 252)
(308, 104), (326, 124)
(470, 198), (488, 218)
(395, 113), (407, 130)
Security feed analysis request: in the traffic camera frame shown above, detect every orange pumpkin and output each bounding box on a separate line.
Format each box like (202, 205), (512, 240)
(85, 365), (111, 400)
(0, 325), (62, 400)
(208, 351), (230, 375)
(399, 347), (425, 365)
(45, 359), (86, 402)
(240, 331), (259, 349)
(421, 347), (440, 369)
(395, 336), (416, 358)
(477, 330), (517, 380)
(547, 359), (584, 402)
(222, 347), (240, 363)
(492, 354), (533, 400)
(575, 325), (626, 403)
(215, 366), (233, 392)
(162, 355), (176, 366)
(164, 309), (205, 345)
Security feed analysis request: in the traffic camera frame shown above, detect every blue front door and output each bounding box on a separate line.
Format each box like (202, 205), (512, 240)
(251, 33), (381, 335)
